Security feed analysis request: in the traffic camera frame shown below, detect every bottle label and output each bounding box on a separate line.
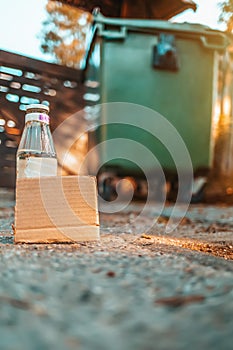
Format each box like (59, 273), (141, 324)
(17, 158), (57, 178)
(25, 113), (50, 124)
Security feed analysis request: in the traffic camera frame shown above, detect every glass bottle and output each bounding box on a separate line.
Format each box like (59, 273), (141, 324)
(17, 104), (57, 178)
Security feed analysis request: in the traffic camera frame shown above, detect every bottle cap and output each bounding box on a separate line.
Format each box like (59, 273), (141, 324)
(26, 104), (50, 113)
(25, 104), (50, 124)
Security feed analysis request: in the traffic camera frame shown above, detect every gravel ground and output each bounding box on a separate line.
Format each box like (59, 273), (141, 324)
(0, 188), (233, 350)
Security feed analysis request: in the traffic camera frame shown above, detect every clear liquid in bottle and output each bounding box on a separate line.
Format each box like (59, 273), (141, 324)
(17, 104), (57, 179)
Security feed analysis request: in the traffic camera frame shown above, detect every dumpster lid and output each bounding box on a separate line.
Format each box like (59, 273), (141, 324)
(54, 0), (197, 19)
(93, 13), (231, 51)
(94, 12), (229, 37)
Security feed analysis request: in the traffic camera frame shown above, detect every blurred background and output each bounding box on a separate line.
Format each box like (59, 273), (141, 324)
(1, 0), (233, 203)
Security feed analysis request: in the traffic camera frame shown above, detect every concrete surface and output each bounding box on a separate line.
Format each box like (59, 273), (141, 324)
(0, 188), (233, 350)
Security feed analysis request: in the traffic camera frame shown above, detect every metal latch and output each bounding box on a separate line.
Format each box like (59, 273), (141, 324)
(152, 33), (179, 72)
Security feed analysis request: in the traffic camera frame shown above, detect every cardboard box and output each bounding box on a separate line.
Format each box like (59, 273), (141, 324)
(14, 176), (100, 243)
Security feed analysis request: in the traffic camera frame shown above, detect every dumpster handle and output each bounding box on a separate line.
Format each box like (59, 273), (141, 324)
(97, 24), (127, 39)
(200, 35), (229, 50)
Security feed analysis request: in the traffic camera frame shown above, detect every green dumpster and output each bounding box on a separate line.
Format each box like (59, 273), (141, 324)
(86, 13), (230, 179)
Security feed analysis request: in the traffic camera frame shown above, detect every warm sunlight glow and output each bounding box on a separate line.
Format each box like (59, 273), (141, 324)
(223, 95), (231, 116)
(213, 100), (221, 128)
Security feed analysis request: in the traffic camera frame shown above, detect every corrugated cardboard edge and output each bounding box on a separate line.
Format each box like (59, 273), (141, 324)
(14, 226), (100, 244)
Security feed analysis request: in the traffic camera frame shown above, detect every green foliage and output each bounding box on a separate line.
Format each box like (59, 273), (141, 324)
(39, 0), (92, 67)
(219, 0), (233, 32)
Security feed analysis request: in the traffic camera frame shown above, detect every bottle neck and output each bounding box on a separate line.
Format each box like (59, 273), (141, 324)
(25, 120), (50, 127)
(18, 118), (56, 156)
